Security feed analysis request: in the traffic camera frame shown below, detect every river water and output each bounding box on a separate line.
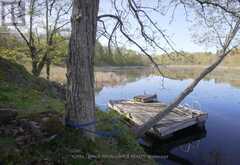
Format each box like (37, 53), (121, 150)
(95, 66), (240, 165)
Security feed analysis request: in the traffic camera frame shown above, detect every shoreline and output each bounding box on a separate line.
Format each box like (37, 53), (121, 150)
(96, 64), (240, 71)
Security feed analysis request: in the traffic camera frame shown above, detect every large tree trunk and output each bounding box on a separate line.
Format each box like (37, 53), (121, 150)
(65, 0), (99, 140)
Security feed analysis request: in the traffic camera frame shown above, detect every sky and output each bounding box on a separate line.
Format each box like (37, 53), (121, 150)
(0, 0), (217, 53)
(98, 0), (215, 53)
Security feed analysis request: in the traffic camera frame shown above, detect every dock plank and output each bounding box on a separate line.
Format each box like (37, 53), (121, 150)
(108, 100), (208, 138)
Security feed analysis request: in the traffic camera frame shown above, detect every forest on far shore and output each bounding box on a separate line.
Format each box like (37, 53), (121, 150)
(1, 26), (240, 68)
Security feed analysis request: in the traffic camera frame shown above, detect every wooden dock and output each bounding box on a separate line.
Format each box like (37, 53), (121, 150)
(108, 99), (208, 138)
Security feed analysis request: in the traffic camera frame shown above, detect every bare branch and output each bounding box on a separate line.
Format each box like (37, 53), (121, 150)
(136, 18), (240, 137)
(97, 14), (165, 76)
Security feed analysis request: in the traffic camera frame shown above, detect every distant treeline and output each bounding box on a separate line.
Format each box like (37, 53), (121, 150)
(155, 51), (240, 66)
(155, 52), (215, 65)
(1, 26), (240, 67)
(94, 42), (151, 66)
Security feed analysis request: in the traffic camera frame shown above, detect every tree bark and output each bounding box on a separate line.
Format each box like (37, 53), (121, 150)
(136, 19), (240, 137)
(65, 0), (99, 140)
(31, 47), (39, 76)
(46, 58), (51, 80)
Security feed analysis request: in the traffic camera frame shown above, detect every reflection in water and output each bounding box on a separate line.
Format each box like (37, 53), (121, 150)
(142, 126), (207, 165)
(163, 66), (240, 89)
(95, 66), (240, 165)
(95, 67), (154, 92)
(94, 66), (240, 90)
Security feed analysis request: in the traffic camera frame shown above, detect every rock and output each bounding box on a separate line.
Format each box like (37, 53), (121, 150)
(29, 121), (40, 129)
(21, 120), (43, 137)
(42, 117), (50, 122)
(16, 135), (33, 146)
(1, 126), (12, 136)
(42, 135), (57, 143)
(19, 119), (30, 129)
(29, 121), (42, 136)
(12, 128), (19, 136)
(9, 119), (17, 125)
(0, 109), (17, 125)
(16, 136), (26, 145)
(32, 128), (43, 137)
(18, 127), (24, 133)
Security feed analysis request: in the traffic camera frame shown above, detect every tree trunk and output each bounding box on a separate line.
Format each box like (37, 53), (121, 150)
(32, 59), (38, 76)
(31, 47), (39, 77)
(65, 0), (99, 140)
(46, 58), (50, 80)
(46, 0), (50, 80)
(136, 20), (240, 137)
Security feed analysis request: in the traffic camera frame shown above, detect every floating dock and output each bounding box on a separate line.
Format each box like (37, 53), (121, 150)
(108, 99), (208, 138)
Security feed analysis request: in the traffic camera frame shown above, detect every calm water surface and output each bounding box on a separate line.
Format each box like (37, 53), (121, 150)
(95, 66), (240, 165)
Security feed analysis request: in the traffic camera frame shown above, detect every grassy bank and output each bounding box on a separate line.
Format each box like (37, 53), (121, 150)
(0, 57), (155, 165)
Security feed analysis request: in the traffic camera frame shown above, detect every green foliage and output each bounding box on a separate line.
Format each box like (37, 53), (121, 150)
(0, 27), (24, 48)
(155, 51), (215, 65)
(154, 50), (240, 66)
(0, 27), (68, 71)
(0, 27), (27, 62)
(95, 43), (151, 66)
(1, 25), (240, 67)
(0, 48), (25, 61)
(51, 35), (68, 65)
(35, 34), (68, 65)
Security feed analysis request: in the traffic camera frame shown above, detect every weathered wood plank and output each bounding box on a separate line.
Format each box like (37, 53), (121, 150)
(134, 94), (158, 103)
(108, 100), (208, 138)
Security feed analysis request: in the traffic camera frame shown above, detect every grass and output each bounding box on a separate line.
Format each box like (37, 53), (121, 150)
(0, 109), (155, 164)
(0, 137), (16, 148)
(0, 86), (155, 164)
(0, 57), (156, 165)
(0, 82), (64, 115)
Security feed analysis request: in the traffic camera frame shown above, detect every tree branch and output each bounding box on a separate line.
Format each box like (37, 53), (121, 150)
(136, 18), (240, 137)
